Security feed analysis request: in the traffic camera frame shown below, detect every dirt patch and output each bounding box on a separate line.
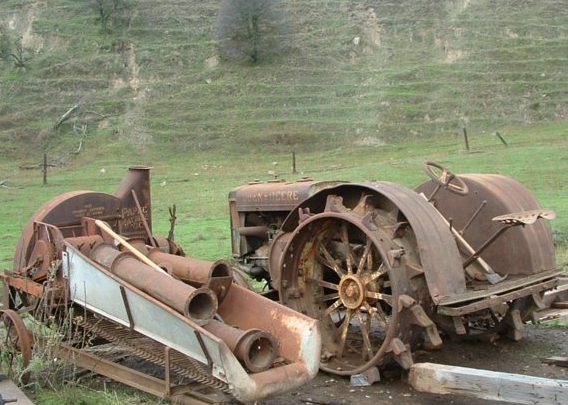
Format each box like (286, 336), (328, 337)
(259, 324), (568, 405)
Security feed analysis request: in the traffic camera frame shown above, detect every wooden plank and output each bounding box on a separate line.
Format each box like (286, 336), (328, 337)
(0, 376), (35, 405)
(409, 362), (568, 405)
(535, 308), (568, 322)
(437, 268), (563, 306)
(542, 357), (568, 368)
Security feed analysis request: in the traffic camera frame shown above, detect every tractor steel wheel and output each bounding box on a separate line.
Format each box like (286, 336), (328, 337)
(278, 194), (428, 375)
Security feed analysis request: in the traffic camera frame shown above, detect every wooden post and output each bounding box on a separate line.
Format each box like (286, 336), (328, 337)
(409, 362), (568, 404)
(496, 131), (508, 146)
(43, 153), (47, 185)
(462, 127), (470, 151)
(292, 149), (296, 174)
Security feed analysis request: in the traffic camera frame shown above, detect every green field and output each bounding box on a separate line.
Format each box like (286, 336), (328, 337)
(1, 125), (566, 271)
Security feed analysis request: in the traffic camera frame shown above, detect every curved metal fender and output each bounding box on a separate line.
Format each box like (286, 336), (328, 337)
(416, 174), (556, 277)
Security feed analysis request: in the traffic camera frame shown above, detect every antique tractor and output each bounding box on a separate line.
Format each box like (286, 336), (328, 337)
(229, 161), (564, 376)
(1, 167), (321, 404)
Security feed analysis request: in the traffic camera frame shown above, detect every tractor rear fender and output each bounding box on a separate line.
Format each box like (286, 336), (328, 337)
(416, 174), (556, 277)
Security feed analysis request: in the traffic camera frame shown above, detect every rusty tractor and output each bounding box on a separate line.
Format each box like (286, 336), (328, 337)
(229, 161), (565, 376)
(1, 167), (321, 404)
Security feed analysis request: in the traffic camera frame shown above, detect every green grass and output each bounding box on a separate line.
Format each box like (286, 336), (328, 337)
(3, 124), (565, 269)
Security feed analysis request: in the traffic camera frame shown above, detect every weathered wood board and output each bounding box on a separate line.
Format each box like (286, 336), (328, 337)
(0, 376), (35, 405)
(409, 362), (568, 405)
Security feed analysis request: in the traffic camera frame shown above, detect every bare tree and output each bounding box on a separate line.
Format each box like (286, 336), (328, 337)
(93, 0), (131, 32)
(217, 0), (291, 63)
(0, 29), (28, 68)
(10, 37), (28, 68)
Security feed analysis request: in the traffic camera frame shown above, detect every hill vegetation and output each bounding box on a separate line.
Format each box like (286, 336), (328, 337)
(1, 0), (567, 165)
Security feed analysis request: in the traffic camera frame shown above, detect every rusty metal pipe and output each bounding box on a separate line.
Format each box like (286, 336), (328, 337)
(95, 219), (173, 278)
(146, 249), (233, 302)
(237, 226), (268, 238)
(204, 319), (278, 373)
(90, 243), (217, 326)
(146, 250), (231, 284)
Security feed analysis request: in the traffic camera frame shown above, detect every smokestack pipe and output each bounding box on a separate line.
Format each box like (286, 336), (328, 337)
(113, 166), (152, 240)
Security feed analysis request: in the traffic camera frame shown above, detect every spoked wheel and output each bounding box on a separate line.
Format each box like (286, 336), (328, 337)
(280, 194), (428, 375)
(0, 309), (32, 384)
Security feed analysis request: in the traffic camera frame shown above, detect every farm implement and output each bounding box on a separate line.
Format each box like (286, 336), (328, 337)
(0, 167), (320, 404)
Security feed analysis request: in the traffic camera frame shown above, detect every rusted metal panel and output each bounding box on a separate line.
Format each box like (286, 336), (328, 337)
(13, 191), (122, 272)
(229, 179), (342, 212)
(14, 166), (152, 274)
(113, 166), (152, 239)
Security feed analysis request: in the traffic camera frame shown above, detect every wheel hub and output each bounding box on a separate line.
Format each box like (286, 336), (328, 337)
(339, 274), (365, 309)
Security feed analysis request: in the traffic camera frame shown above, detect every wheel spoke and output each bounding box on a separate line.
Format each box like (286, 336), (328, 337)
(356, 239), (373, 275)
(366, 264), (388, 283)
(306, 277), (339, 291)
(356, 310), (374, 360)
(339, 221), (354, 274)
(335, 309), (353, 358)
(365, 291), (393, 306)
(317, 244), (346, 278)
(313, 292), (340, 303)
(364, 301), (390, 329)
(319, 299), (343, 321)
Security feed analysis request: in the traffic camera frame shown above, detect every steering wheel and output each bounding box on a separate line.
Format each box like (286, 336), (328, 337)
(422, 161), (469, 196)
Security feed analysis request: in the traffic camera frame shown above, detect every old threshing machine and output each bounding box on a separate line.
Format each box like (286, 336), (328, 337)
(0, 167), (321, 404)
(229, 161), (564, 376)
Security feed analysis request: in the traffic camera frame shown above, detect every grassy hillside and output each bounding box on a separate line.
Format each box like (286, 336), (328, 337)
(0, 3), (567, 402)
(1, 0), (567, 165)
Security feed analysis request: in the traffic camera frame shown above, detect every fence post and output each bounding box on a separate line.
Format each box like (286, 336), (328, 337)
(463, 127), (470, 151)
(495, 131), (508, 146)
(43, 153), (47, 185)
(292, 149), (296, 174)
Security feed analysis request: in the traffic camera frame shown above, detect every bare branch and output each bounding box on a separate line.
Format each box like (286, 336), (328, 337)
(54, 103), (82, 129)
